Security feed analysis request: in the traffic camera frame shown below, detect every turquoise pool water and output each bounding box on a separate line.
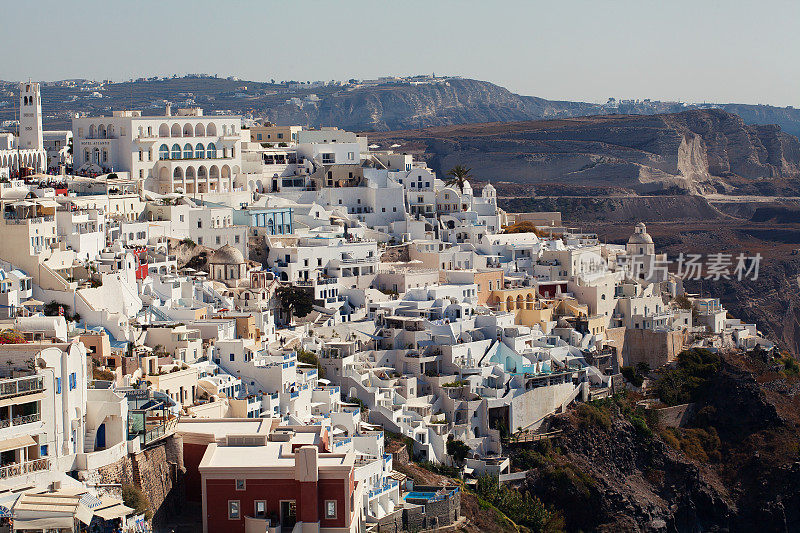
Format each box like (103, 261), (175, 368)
(404, 491), (436, 500)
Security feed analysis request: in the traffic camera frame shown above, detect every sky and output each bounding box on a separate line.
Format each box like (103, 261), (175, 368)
(3, 0), (798, 107)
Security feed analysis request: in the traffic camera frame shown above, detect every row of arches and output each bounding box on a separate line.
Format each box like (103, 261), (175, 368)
(87, 124), (116, 139)
(158, 143), (217, 160)
(1, 151), (43, 171)
(156, 122), (234, 138)
(504, 293), (536, 311)
(160, 163), (238, 194)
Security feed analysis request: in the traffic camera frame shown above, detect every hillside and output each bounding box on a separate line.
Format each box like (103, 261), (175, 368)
(370, 110), (800, 195)
(4, 76), (800, 137)
(505, 348), (800, 532)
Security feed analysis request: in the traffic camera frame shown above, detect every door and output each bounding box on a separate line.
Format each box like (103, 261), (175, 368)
(95, 423), (106, 450)
(280, 500), (296, 529)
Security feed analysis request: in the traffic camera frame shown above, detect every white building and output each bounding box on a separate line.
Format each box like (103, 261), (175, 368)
(72, 107), (243, 194)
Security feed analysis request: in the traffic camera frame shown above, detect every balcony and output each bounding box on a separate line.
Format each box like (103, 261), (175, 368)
(0, 457), (50, 480)
(0, 375), (44, 400)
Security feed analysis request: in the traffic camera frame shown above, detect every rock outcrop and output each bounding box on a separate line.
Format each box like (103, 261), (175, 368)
(512, 353), (800, 532)
(370, 110), (800, 194)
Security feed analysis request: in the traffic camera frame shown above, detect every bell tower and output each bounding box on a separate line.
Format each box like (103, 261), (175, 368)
(19, 81), (43, 151)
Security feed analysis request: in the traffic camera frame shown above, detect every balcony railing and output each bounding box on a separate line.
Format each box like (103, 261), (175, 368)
(0, 457), (50, 480)
(0, 375), (44, 400)
(11, 413), (41, 426)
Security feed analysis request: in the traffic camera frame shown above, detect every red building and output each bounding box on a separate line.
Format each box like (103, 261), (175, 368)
(199, 441), (359, 533)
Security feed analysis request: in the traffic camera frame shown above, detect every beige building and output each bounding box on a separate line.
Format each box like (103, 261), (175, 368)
(250, 124), (303, 144)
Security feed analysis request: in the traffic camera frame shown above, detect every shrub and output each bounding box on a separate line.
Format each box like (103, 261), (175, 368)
(122, 483), (152, 520)
(575, 403), (612, 430)
(661, 427), (721, 462)
(475, 475), (564, 533)
(297, 349), (325, 378)
(654, 348), (721, 406)
(621, 366), (644, 387)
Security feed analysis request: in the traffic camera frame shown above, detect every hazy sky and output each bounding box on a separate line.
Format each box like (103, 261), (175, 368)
(4, 0), (798, 106)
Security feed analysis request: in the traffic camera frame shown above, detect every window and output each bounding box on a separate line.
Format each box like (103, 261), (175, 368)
(235, 479), (246, 491)
(325, 500), (337, 519)
(230, 354), (235, 362)
(159, 144), (170, 159)
(228, 500), (240, 520)
(69, 372), (76, 390)
(195, 143), (205, 158)
(207, 142), (217, 158)
(234, 235), (240, 243)
(171, 143), (181, 159)
(56, 378), (61, 394)
(254, 501), (266, 519)
(40, 445), (48, 457)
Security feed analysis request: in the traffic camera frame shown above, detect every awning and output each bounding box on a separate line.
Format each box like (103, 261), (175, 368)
(0, 435), (35, 453)
(0, 392), (46, 409)
(93, 502), (135, 521)
(75, 503), (93, 525)
(12, 516), (75, 529)
(34, 200), (60, 208)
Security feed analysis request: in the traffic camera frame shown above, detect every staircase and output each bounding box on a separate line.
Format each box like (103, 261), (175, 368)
(84, 427), (96, 453)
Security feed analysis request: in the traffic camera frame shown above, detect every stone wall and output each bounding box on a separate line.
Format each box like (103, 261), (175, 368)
(93, 434), (186, 528)
(376, 508), (404, 533)
(622, 328), (687, 368)
(657, 403), (696, 428)
(402, 486), (461, 531)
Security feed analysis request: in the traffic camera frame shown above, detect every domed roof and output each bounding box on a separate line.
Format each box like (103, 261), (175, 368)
(627, 222), (654, 245)
(208, 244), (245, 264)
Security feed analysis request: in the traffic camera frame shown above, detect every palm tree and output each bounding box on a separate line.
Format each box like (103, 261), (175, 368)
(445, 165), (472, 194)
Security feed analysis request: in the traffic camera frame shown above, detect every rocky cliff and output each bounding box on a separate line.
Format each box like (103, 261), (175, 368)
(370, 110), (800, 194)
(509, 350), (800, 532)
(262, 78), (598, 132)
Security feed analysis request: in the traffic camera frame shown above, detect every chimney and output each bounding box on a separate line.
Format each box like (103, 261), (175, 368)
(165, 104), (171, 116)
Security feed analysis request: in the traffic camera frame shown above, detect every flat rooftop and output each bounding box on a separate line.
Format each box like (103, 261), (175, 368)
(176, 417), (274, 440)
(200, 443), (353, 470)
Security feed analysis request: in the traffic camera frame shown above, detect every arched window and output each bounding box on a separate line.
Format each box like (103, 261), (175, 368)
(183, 143), (193, 159)
(206, 142), (217, 158)
(171, 124), (181, 137)
(195, 123), (205, 136)
(159, 123), (169, 137)
(171, 143), (181, 159)
(159, 144), (170, 159)
(183, 123), (193, 136)
(195, 143), (205, 159)
(207, 123), (217, 136)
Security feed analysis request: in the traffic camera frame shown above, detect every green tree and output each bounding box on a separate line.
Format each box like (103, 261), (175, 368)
(297, 349), (325, 378)
(446, 435), (470, 464)
(445, 165), (472, 194)
(275, 284), (314, 319)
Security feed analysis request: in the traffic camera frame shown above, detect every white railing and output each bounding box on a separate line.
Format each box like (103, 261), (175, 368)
(12, 413), (41, 426)
(0, 375), (44, 400)
(0, 457), (50, 479)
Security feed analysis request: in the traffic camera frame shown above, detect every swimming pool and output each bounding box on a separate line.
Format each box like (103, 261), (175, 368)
(404, 491), (437, 501)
